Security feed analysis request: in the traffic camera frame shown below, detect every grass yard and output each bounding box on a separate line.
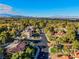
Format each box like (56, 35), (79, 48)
(50, 47), (57, 53)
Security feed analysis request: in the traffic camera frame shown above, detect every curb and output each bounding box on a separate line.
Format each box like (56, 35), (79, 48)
(34, 46), (40, 59)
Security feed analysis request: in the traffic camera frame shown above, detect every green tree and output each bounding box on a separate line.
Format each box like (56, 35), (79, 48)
(11, 53), (19, 59)
(0, 32), (7, 44)
(72, 40), (79, 49)
(0, 47), (3, 54)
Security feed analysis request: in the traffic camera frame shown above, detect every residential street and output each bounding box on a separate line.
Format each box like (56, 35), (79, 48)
(37, 30), (49, 59)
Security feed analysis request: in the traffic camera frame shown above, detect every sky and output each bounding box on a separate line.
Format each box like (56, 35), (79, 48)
(0, 0), (79, 17)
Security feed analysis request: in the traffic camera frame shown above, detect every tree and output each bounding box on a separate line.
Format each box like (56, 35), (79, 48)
(38, 20), (46, 28)
(29, 20), (36, 26)
(0, 47), (3, 54)
(10, 29), (16, 38)
(72, 40), (79, 49)
(0, 32), (7, 44)
(11, 53), (19, 59)
(36, 28), (40, 34)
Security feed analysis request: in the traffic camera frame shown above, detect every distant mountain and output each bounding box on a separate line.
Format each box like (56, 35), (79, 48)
(0, 14), (28, 18)
(0, 14), (79, 20)
(0, 14), (16, 17)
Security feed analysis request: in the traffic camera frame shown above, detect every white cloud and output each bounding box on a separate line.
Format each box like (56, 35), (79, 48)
(0, 4), (15, 14)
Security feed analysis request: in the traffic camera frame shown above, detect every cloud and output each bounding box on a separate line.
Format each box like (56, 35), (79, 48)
(0, 4), (15, 14)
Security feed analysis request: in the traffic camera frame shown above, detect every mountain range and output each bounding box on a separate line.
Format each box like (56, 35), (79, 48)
(0, 14), (15, 17)
(0, 13), (79, 20)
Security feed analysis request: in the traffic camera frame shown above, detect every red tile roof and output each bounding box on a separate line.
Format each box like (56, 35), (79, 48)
(6, 41), (26, 53)
(52, 55), (72, 59)
(74, 51), (79, 58)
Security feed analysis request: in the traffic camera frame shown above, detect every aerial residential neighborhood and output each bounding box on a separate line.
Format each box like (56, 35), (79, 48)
(1, 0), (79, 59)
(0, 18), (79, 59)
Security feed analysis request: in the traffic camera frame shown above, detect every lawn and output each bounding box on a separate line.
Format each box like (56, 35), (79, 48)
(50, 47), (57, 53)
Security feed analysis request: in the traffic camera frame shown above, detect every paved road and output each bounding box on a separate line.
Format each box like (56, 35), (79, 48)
(37, 46), (49, 59)
(0, 54), (4, 59)
(37, 30), (49, 59)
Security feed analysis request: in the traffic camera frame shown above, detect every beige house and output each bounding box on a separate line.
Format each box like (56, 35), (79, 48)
(21, 26), (34, 39)
(21, 30), (32, 39)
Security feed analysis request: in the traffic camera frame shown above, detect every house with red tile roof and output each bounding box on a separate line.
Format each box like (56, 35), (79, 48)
(5, 40), (26, 53)
(74, 51), (79, 59)
(52, 28), (67, 37)
(52, 55), (72, 59)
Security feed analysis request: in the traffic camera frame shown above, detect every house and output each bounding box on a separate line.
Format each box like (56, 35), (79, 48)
(54, 28), (67, 32)
(55, 31), (65, 36)
(21, 26), (34, 39)
(5, 40), (26, 53)
(52, 28), (67, 37)
(63, 44), (72, 49)
(52, 55), (72, 59)
(74, 51), (79, 59)
(22, 30), (32, 38)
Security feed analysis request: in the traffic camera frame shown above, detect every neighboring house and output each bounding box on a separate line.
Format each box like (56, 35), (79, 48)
(63, 43), (72, 49)
(27, 26), (34, 31)
(21, 26), (34, 39)
(21, 29), (32, 39)
(52, 28), (67, 37)
(52, 55), (72, 59)
(5, 40), (26, 53)
(74, 51), (79, 59)
(21, 26), (41, 40)
(52, 31), (66, 37)
(54, 28), (67, 32)
(54, 31), (65, 37)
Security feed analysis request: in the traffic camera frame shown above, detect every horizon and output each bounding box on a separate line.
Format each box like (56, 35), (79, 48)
(0, 0), (79, 17)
